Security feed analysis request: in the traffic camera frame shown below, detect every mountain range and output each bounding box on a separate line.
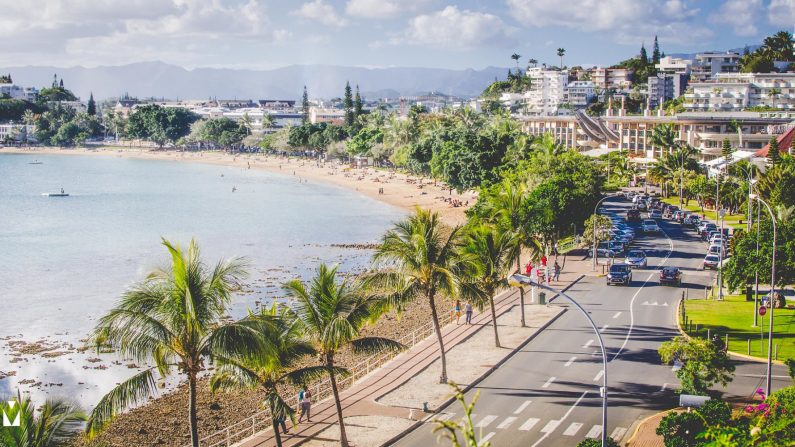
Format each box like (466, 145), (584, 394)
(0, 61), (510, 101)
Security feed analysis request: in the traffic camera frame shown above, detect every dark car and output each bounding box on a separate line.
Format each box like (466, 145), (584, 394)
(659, 267), (682, 286)
(700, 223), (717, 239)
(607, 263), (633, 286)
(626, 209), (641, 222)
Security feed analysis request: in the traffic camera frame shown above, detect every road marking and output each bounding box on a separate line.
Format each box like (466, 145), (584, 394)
(540, 419), (561, 433)
(660, 383), (669, 392)
(476, 415), (497, 428)
(497, 416), (517, 429)
(435, 413), (454, 421)
(513, 400), (532, 414)
(564, 356), (577, 367)
(600, 324), (609, 332)
(594, 370), (604, 381)
(586, 425), (603, 439)
(611, 427), (628, 441)
(583, 339), (594, 348)
(480, 432), (495, 443)
(563, 422), (583, 436)
(530, 391), (589, 447)
(541, 377), (556, 388)
(740, 374), (790, 379)
(519, 418), (540, 431)
(612, 311), (622, 319)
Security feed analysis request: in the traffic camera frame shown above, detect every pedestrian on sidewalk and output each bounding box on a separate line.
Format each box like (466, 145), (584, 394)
(298, 389), (312, 423)
(525, 262), (532, 276)
(540, 254), (547, 267)
(274, 412), (289, 435)
(454, 300), (462, 324)
(465, 302), (473, 324)
(553, 261), (561, 282)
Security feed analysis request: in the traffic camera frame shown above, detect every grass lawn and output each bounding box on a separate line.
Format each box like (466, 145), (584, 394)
(661, 196), (746, 230)
(681, 294), (795, 361)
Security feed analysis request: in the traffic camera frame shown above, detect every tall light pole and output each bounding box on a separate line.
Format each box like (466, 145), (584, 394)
(592, 194), (622, 271)
(753, 200), (761, 327)
(750, 194), (777, 396)
(509, 274), (609, 447)
(716, 172), (724, 300)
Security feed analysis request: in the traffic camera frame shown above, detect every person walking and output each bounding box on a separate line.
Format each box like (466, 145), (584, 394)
(454, 300), (462, 324)
(298, 389), (312, 423)
(275, 412), (289, 435)
(525, 262), (533, 276)
(553, 261), (561, 282)
(465, 302), (473, 324)
(540, 254), (548, 267)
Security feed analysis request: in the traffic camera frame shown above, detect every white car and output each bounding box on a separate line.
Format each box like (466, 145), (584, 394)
(709, 234), (726, 245)
(648, 210), (662, 219)
(642, 219), (660, 233)
(708, 244), (726, 257)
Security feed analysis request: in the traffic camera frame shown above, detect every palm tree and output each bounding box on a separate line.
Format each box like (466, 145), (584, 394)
(240, 112), (253, 136)
(283, 264), (403, 447)
(0, 392), (86, 447)
(371, 208), (466, 384)
(653, 145), (698, 205)
(651, 124), (685, 204)
(531, 132), (566, 169)
(460, 225), (517, 347)
(261, 113), (275, 131)
(511, 53), (521, 71)
(556, 48), (566, 68)
(210, 305), (328, 447)
(87, 239), (262, 447)
(528, 58), (538, 68)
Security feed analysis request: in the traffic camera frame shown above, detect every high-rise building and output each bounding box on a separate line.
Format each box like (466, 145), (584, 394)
(522, 67), (568, 115)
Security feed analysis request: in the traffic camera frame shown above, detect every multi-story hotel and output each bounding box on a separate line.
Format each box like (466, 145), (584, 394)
(684, 72), (795, 111)
(590, 67), (633, 91)
(522, 67), (569, 115)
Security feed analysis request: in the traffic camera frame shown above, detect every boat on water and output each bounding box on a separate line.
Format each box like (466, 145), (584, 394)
(43, 193), (69, 197)
(28, 161), (43, 165)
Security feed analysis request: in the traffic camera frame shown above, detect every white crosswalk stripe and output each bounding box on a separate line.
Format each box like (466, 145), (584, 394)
(611, 427), (628, 441)
(562, 422), (583, 436)
(513, 400), (532, 414)
(480, 432), (496, 442)
(564, 356), (576, 367)
(434, 413), (454, 422)
(519, 417), (540, 431)
(476, 415), (498, 428)
(541, 377), (555, 388)
(497, 416), (517, 429)
(586, 425), (603, 439)
(540, 419), (561, 433)
(594, 370), (604, 381)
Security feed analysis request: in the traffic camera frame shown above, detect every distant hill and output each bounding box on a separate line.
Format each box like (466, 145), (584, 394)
(0, 61), (508, 101)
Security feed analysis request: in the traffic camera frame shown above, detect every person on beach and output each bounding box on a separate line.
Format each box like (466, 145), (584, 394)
(553, 261), (561, 282)
(298, 389), (312, 422)
(465, 302), (473, 324)
(454, 300), (462, 324)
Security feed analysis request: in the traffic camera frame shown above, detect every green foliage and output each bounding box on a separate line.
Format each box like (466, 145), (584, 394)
(721, 139), (734, 162)
(301, 85), (309, 124)
(126, 104), (197, 147)
(657, 411), (706, 447)
(0, 391), (87, 447)
(768, 137), (781, 167)
(658, 337), (735, 394)
(37, 86), (77, 102)
(287, 122), (347, 151)
(0, 99), (43, 122)
(432, 383), (491, 447)
(195, 117), (247, 148)
(786, 358), (795, 384)
(344, 82), (354, 126)
(583, 214), (613, 244)
(724, 218), (795, 290)
(576, 438), (619, 447)
(87, 93), (96, 116)
(740, 30), (795, 73)
(481, 70), (533, 97)
(346, 125), (383, 156)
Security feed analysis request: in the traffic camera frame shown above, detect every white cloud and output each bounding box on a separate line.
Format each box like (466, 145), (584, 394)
(292, 0), (348, 27)
(709, 0), (762, 37)
(396, 6), (515, 49)
(506, 0), (710, 45)
(345, 0), (430, 19)
(769, 0), (795, 26)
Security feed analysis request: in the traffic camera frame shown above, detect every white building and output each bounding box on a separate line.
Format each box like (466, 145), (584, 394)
(690, 52), (740, 82)
(591, 67), (633, 91)
(684, 72), (795, 111)
(498, 92), (524, 110)
(564, 81), (596, 107)
(655, 56), (692, 75)
(310, 107), (346, 125)
(0, 123), (35, 142)
(0, 83), (38, 101)
(522, 67), (569, 115)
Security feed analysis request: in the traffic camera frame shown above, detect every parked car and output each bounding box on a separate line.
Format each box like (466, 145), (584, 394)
(642, 219), (660, 233)
(708, 244), (726, 257)
(608, 240), (627, 254)
(626, 209), (642, 222)
(648, 210), (662, 219)
(703, 254), (721, 269)
(709, 234), (727, 245)
(607, 263), (633, 286)
(659, 267), (682, 286)
(625, 250), (648, 268)
(674, 211), (686, 222)
(700, 223), (718, 239)
(637, 201), (647, 211)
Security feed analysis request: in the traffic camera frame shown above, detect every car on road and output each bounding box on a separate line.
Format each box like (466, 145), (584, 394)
(608, 240), (627, 254)
(709, 234), (727, 245)
(703, 254), (721, 269)
(659, 267), (682, 286)
(700, 223), (718, 239)
(626, 209), (641, 222)
(674, 210), (685, 222)
(708, 244), (726, 257)
(648, 210), (662, 219)
(607, 263), (633, 285)
(642, 219), (660, 233)
(625, 250), (647, 268)
(637, 201), (647, 211)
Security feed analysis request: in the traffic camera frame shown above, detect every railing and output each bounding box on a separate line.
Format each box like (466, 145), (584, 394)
(190, 312), (454, 447)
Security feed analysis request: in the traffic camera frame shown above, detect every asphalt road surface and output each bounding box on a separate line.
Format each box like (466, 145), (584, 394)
(393, 197), (790, 447)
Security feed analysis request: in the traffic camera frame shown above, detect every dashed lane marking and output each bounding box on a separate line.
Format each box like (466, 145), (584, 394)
(612, 311), (622, 319)
(541, 377), (556, 388)
(583, 339), (594, 348)
(564, 356), (577, 367)
(563, 422), (583, 436)
(540, 419), (561, 433)
(586, 425), (603, 439)
(594, 370), (604, 381)
(611, 427), (628, 441)
(519, 418), (540, 431)
(481, 432), (495, 443)
(497, 416), (517, 429)
(513, 401), (532, 414)
(476, 415), (497, 428)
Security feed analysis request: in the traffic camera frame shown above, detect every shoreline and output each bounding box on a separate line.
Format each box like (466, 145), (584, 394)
(1, 146), (475, 226)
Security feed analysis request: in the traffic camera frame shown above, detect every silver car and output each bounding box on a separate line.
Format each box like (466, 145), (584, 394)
(625, 250), (647, 268)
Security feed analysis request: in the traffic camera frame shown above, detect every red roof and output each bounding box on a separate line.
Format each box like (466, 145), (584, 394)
(756, 126), (795, 157)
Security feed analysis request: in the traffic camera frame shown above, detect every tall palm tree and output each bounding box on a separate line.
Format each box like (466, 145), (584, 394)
(460, 225), (517, 348)
(261, 113), (275, 131)
(87, 239), (262, 447)
(531, 132), (566, 169)
(371, 208), (466, 384)
(528, 58), (538, 67)
(283, 264), (403, 447)
(652, 145), (697, 203)
(651, 124), (687, 205)
(240, 112), (253, 136)
(0, 392), (85, 447)
(556, 48), (566, 68)
(511, 53), (521, 71)
(210, 305), (329, 447)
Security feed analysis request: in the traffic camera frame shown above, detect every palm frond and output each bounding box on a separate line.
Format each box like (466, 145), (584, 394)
(86, 368), (159, 437)
(350, 336), (405, 355)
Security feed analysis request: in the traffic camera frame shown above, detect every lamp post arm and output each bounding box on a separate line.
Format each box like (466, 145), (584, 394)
(752, 197), (777, 396)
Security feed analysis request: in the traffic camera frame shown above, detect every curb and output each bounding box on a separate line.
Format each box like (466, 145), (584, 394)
(624, 409), (674, 447)
(382, 275), (586, 446)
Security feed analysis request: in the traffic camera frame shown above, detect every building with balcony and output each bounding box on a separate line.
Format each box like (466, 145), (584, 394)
(684, 72), (795, 111)
(0, 83), (38, 101)
(309, 107), (346, 125)
(648, 73), (687, 108)
(655, 56), (692, 76)
(522, 67), (568, 115)
(690, 52), (740, 82)
(564, 81), (596, 107)
(591, 68), (633, 91)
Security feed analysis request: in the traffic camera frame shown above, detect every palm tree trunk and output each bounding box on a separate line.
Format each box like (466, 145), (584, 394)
(515, 253), (526, 327)
(188, 372), (199, 447)
(269, 400), (283, 447)
(489, 294), (500, 348)
(428, 292), (448, 383)
(327, 357), (348, 447)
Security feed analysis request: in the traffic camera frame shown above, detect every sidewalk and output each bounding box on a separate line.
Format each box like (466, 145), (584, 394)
(234, 256), (594, 447)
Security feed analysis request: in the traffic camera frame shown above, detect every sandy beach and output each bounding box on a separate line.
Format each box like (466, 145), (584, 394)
(1, 146), (476, 225)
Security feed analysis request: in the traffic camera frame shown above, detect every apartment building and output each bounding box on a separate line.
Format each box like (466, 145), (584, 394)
(690, 52), (740, 82)
(0, 83), (38, 101)
(0, 123), (35, 142)
(648, 73), (687, 108)
(522, 67), (568, 115)
(591, 67), (633, 91)
(564, 81), (596, 107)
(309, 107), (346, 125)
(684, 72), (795, 111)
(655, 56), (692, 75)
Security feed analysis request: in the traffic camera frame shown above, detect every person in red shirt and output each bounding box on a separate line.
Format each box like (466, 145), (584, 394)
(525, 262), (533, 275)
(540, 255), (547, 267)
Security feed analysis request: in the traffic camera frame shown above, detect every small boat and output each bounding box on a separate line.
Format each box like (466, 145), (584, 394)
(28, 161), (43, 165)
(43, 192), (69, 197)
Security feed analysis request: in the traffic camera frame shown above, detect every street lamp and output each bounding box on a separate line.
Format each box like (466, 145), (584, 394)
(715, 172), (724, 300)
(592, 194), (622, 271)
(508, 274), (609, 447)
(749, 193), (777, 396)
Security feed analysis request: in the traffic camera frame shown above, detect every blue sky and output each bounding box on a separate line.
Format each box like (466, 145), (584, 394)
(0, 0), (792, 70)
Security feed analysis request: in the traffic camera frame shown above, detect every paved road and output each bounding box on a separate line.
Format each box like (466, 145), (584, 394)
(394, 197), (790, 447)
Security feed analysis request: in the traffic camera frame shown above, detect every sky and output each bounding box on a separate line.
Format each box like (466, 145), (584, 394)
(1, 0), (794, 70)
